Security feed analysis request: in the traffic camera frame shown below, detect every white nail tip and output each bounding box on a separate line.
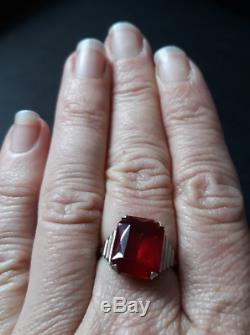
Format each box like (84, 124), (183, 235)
(76, 38), (104, 54)
(154, 46), (186, 63)
(14, 110), (39, 125)
(109, 21), (139, 34)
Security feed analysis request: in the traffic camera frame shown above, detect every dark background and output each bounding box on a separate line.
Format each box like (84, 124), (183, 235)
(0, 0), (249, 220)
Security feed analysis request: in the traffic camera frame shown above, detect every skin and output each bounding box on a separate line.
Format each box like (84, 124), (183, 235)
(0, 22), (249, 335)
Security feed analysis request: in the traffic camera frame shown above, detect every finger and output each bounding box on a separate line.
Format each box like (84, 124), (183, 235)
(13, 39), (111, 335)
(78, 23), (179, 335)
(155, 47), (250, 331)
(0, 110), (49, 334)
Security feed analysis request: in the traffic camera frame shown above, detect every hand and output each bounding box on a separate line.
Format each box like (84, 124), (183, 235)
(0, 22), (249, 335)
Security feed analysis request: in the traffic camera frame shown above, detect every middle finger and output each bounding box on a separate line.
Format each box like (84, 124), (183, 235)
(14, 39), (111, 335)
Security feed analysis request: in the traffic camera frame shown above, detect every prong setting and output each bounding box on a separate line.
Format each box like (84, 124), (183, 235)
(150, 272), (159, 280)
(102, 216), (175, 280)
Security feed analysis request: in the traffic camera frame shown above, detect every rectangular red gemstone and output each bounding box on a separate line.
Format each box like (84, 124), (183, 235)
(111, 216), (164, 280)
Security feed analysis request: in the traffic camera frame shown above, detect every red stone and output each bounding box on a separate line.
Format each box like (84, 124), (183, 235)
(110, 216), (164, 280)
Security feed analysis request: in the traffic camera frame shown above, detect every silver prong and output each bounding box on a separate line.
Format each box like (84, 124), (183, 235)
(160, 236), (176, 272)
(102, 239), (108, 259)
(106, 235), (113, 261)
(108, 229), (117, 264)
(150, 272), (159, 280)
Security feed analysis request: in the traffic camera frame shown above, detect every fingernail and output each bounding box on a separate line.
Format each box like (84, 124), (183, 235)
(108, 22), (143, 60)
(11, 110), (40, 153)
(75, 38), (105, 78)
(154, 46), (190, 82)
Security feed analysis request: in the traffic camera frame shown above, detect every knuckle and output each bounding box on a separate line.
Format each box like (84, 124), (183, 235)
(0, 243), (31, 294)
(0, 183), (34, 292)
(161, 82), (193, 121)
(107, 148), (172, 203)
(162, 84), (219, 130)
(0, 181), (35, 199)
(167, 102), (216, 127)
(114, 63), (157, 100)
(42, 166), (103, 225)
(177, 171), (244, 224)
(115, 80), (156, 101)
(60, 96), (106, 131)
(0, 183), (37, 218)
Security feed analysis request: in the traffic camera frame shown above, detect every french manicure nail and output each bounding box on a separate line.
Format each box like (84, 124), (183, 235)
(154, 46), (190, 82)
(108, 22), (143, 60)
(75, 38), (105, 78)
(11, 110), (40, 153)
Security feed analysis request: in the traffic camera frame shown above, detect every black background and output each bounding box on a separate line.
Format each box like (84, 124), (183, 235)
(0, 0), (249, 221)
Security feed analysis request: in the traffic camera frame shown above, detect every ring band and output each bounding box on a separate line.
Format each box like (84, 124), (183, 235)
(102, 215), (175, 280)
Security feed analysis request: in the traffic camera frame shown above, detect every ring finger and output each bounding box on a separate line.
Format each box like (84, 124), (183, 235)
(78, 23), (179, 335)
